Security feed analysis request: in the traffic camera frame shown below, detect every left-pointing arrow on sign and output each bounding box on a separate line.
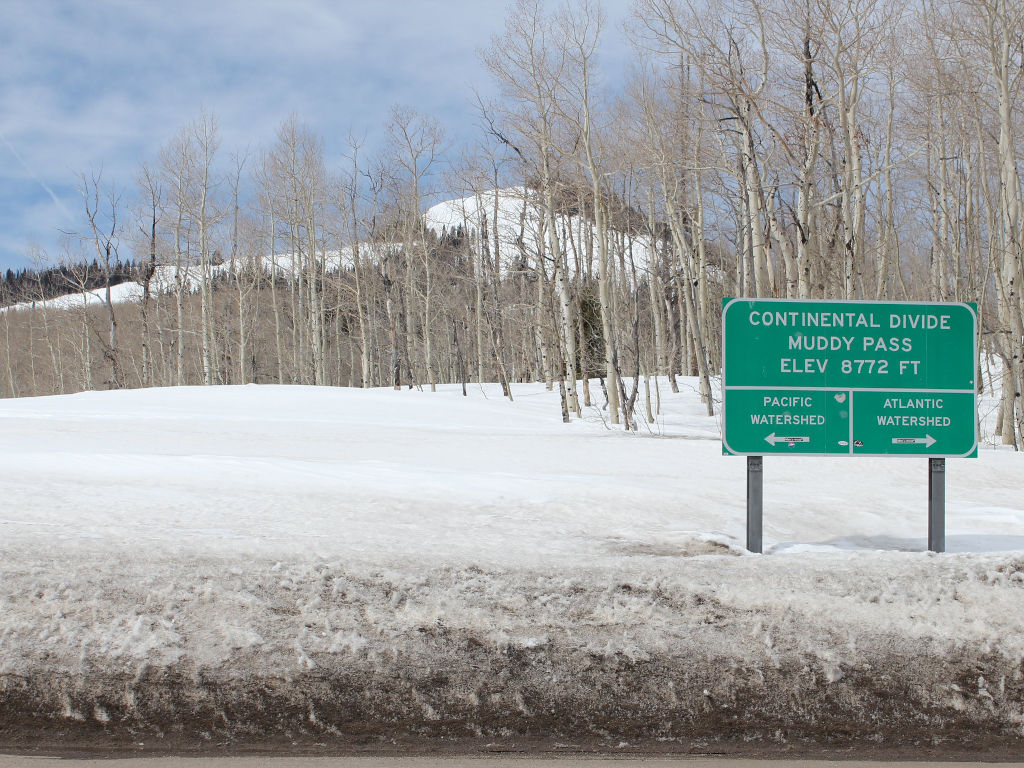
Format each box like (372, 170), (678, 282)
(765, 432), (810, 446)
(892, 435), (937, 447)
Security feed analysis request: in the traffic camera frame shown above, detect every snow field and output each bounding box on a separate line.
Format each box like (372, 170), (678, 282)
(1, 376), (1023, 751)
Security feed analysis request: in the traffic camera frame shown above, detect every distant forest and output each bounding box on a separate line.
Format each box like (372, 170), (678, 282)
(1, 261), (137, 306)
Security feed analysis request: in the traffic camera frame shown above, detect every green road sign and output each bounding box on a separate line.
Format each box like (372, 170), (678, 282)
(722, 299), (977, 457)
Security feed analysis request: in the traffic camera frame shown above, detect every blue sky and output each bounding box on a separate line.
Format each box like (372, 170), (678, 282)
(0, 0), (634, 273)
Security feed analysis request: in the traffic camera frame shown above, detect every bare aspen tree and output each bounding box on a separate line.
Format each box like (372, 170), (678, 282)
(29, 247), (64, 394)
(814, 0), (900, 299)
(60, 244), (95, 391)
(79, 171), (123, 389)
(444, 142), (516, 398)
(757, 0), (825, 299)
(482, 0), (582, 418)
(450, 154), (495, 388)
(159, 127), (198, 387)
(635, 0), (774, 299)
(265, 116), (330, 385)
(342, 136), (373, 388)
(874, 49), (902, 300)
(917, 0), (1024, 445)
(386, 105), (446, 392)
(629, 54), (716, 414)
(253, 155), (287, 385)
(557, 0), (623, 423)
(363, 158), (404, 390)
(0, 283), (15, 397)
(226, 152), (259, 385)
(135, 163), (161, 387)
(185, 113), (224, 386)
(956, 0), (1024, 445)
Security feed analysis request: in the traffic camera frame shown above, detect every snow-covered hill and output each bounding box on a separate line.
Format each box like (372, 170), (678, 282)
(1, 377), (1023, 754)
(4, 186), (663, 316)
(1, 250), (358, 315)
(425, 185), (535, 244)
(425, 186), (659, 272)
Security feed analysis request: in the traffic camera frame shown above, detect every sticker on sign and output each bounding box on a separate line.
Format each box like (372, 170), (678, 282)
(721, 298), (977, 457)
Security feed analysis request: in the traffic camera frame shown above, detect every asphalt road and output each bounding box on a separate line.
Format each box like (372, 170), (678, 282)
(2, 758), (1023, 767)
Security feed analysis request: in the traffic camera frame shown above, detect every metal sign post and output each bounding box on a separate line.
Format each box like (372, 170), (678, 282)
(928, 458), (945, 552)
(746, 456), (763, 554)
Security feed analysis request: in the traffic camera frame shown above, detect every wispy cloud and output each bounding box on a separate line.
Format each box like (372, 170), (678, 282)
(0, 132), (74, 220)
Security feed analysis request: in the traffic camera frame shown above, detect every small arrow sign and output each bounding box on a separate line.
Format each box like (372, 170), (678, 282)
(766, 432), (810, 446)
(892, 435), (937, 447)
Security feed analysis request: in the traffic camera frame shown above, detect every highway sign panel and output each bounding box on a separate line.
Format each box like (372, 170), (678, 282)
(722, 299), (977, 457)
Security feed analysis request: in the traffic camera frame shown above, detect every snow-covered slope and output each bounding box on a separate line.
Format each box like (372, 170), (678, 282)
(7, 186), (662, 316)
(425, 185), (540, 260)
(1, 249), (358, 315)
(1, 264), (218, 314)
(0, 379), (1023, 753)
(425, 186), (659, 273)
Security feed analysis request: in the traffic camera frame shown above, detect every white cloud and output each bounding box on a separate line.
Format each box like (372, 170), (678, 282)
(0, 0), (636, 270)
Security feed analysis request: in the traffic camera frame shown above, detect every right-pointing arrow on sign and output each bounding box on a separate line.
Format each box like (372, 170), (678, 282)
(892, 435), (937, 447)
(765, 432), (810, 446)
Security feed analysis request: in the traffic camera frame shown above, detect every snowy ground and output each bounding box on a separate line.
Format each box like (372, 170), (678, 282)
(1, 376), (1023, 754)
